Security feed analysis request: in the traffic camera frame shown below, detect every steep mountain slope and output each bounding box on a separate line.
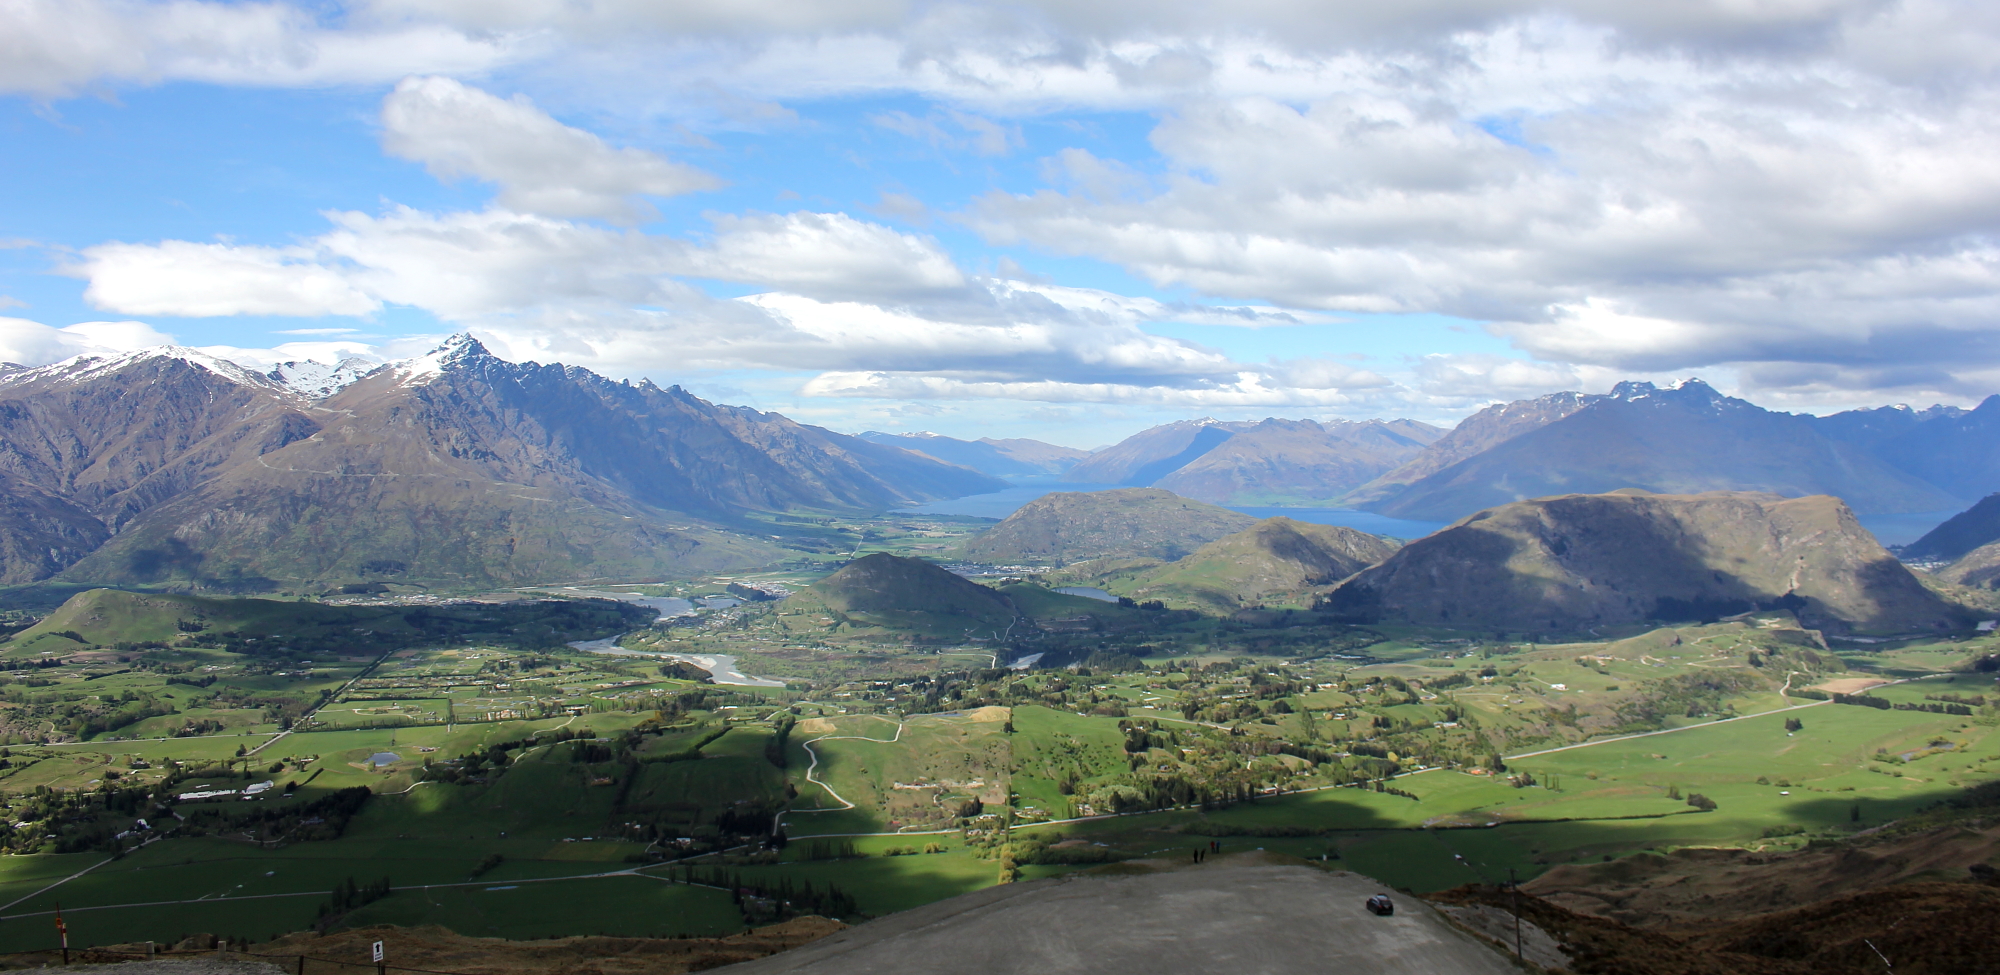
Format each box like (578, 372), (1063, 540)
(856, 432), (1089, 477)
(1938, 541), (2000, 589)
(1903, 493), (2000, 563)
(1065, 418), (1249, 485)
(0, 337), (1002, 589)
(959, 488), (1258, 565)
(1118, 517), (1398, 612)
(0, 349), (323, 584)
(1344, 391), (1596, 507)
(1814, 398), (2000, 502)
(1151, 418), (1442, 504)
(1367, 381), (1960, 522)
(1321, 490), (1961, 634)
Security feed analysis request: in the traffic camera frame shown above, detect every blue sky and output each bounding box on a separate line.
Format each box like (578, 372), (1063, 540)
(4, 1), (1999, 446)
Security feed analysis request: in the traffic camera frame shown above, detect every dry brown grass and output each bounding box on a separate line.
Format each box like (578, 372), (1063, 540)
(247, 919), (842, 975)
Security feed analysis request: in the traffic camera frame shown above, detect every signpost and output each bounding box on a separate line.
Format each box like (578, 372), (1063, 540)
(55, 902), (68, 965)
(372, 940), (385, 975)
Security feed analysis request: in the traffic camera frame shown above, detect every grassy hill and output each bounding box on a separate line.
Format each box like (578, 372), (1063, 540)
(3, 588), (648, 655)
(1117, 518), (1398, 613)
(778, 554), (1019, 640)
(959, 489), (1256, 566)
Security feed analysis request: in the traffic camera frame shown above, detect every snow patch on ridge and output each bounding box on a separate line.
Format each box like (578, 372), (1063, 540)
(265, 357), (381, 399)
(0, 346), (287, 392)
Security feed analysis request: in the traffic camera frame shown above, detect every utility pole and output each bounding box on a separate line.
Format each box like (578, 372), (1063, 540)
(1508, 868), (1522, 960)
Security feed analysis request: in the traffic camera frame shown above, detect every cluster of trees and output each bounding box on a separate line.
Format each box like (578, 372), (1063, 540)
(669, 866), (858, 922)
(316, 875), (393, 927)
(0, 683), (180, 742)
(1832, 692), (1976, 716)
(179, 786), (373, 844)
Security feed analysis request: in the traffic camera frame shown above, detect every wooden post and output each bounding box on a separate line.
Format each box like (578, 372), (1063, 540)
(297, 955), (305, 975)
(1508, 868), (1522, 959)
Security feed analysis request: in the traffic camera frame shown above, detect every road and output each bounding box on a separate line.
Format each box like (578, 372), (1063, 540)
(0, 861), (719, 922)
(784, 719), (904, 823)
(715, 859), (1521, 975)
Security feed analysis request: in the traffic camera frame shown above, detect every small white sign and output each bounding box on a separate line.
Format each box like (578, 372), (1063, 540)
(371, 942), (384, 963)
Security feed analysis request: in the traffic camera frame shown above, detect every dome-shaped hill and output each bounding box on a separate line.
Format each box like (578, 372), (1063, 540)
(801, 553), (1017, 628)
(1122, 517), (1397, 612)
(960, 488), (1256, 566)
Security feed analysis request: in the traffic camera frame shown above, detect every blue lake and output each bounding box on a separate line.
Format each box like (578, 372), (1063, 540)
(1055, 586), (1118, 602)
(1856, 512), (1956, 547)
(905, 480), (1448, 540)
(905, 480), (1951, 546)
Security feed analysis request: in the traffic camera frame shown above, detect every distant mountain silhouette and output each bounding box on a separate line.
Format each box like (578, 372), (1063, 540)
(856, 431), (1089, 477)
(1360, 381), (1962, 521)
(1903, 493), (2000, 563)
(1064, 417), (1442, 504)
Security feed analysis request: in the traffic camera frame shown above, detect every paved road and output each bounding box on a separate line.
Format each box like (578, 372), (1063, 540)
(713, 859), (1521, 975)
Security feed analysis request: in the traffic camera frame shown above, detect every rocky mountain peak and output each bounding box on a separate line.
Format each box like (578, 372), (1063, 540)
(385, 333), (497, 385)
(1603, 377), (1746, 413)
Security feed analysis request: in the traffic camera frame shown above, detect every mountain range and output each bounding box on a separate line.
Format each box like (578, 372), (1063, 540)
(0, 336), (1001, 590)
(1062, 417), (1444, 504)
(1070, 380), (2000, 524)
(1356, 381), (1966, 521)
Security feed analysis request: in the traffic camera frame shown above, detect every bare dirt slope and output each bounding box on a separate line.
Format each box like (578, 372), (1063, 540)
(1523, 824), (2000, 926)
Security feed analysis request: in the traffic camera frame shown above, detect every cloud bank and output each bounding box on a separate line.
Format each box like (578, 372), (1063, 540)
(18, 0), (2000, 419)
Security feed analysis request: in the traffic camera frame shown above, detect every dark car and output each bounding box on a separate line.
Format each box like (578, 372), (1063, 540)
(1365, 894), (1394, 916)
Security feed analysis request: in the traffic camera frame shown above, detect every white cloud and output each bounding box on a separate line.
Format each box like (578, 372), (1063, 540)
(30, 0), (2000, 417)
(380, 76), (720, 223)
(66, 198), (1368, 401)
(870, 109), (1021, 155)
(690, 212), (966, 298)
(0, 0), (519, 97)
(798, 370), (1381, 408)
(0, 317), (175, 365)
(74, 240), (381, 317)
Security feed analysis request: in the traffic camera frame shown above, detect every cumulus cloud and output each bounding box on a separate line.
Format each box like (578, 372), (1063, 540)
(0, 317), (175, 365)
(65, 194), (1388, 405)
(0, 0), (518, 97)
(29, 0), (2000, 416)
(75, 240), (382, 317)
(690, 212), (966, 298)
(380, 76), (720, 223)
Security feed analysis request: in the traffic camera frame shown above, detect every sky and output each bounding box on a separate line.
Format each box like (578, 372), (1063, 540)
(3, 1), (1999, 447)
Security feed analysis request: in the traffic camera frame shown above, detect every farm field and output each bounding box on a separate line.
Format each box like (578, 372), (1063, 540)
(0, 580), (1992, 955)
